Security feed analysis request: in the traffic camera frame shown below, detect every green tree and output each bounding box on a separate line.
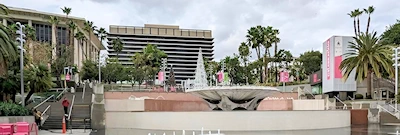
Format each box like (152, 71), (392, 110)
(81, 60), (98, 81)
(238, 42), (250, 84)
(298, 50), (322, 75)
(132, 53), (147, 89)
(61, 7), (72, 45)
(0, 4), (9, 15)
(339, 32), (394, 98)
(348, 10), (358, 37)
(381, 20), (400, 45)
(51, 45), (73, 88)
(24, 64), (53, 105)
(354, 9), (363, 36)
(0, 23), (17, 77)
(83, 21), (96, 59)
(75, 31), (86, 59)
(112, 37), (124, 59)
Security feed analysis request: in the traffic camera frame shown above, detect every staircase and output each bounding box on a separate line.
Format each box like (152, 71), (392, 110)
(41, 83), (93, 129)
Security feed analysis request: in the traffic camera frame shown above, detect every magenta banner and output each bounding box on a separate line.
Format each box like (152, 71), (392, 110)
(334, 56), (343, 78)
(326, 39), (331, 80)
(158, 72), (164, 81)
(280, 71), (289, 83)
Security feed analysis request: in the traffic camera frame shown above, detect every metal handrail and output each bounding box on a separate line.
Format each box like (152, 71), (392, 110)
(67, 95), (75, 120)
(348, 96), (354, 101)
(56, 88), (68, 100)
(41, 105), (51, 117)
(33, 95), (55, 109)
(378, 104), (399, 119)
(334, 96), (347, 110)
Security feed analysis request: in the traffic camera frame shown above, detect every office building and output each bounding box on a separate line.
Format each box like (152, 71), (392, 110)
(0, 7), (104, 81)
(107, 24), (214, 83)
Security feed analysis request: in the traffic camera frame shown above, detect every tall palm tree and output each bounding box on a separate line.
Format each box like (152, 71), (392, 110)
(112, 37), (124, 59)
(61, 7), (72, 45)
(49, 16), (59, 60)
(246, 26), (264, 83)
(95, 27), (107, 61)
(261, 26), (274, 83)
(364, 6), (375, 34)
(347, 11), (358, 37)
(67, 21), (77, 64)
(354, 9), (363, 36)
(339, 32), (394, 98)
(238, 42), (250, 84)
(75, 31), (86, 64)
(84, 21), (97, 59)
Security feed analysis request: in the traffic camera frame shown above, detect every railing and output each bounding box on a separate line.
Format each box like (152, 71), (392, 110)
(82, 82), (86, 103)
(32, 95), (54, 109)
(67, 95), (75, 133)
(377, 104), (400, 119)
(149, 128), (223, 135)
(334, 96), (347, 110)
(348, 96), (354, 101)
(56, 88), (68, 101)
(41, 105), (51, 116)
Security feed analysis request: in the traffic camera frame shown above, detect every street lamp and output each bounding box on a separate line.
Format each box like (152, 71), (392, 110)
(16, 22), (26, 107)
(161, 58), (167, 92)
(392, 47), (400, 111)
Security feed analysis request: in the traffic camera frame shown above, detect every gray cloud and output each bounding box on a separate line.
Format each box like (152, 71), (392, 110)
(2, 0), (400, 61)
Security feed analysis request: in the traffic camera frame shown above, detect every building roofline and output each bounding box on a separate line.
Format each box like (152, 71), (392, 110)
(9, 6), (85, 20)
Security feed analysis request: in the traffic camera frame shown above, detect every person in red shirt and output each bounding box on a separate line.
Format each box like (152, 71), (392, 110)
(62, 97), (70, 115)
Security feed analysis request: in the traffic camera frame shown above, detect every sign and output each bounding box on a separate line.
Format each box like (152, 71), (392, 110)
(217, 72), (223, 82)
(66, 74), (70, 81)
(61, 74), (66, 81)
(280, 71), (289, 83)
(158, 72), (164, 81)
(326, 39), (331, 80)
(334, 37), (343, 78)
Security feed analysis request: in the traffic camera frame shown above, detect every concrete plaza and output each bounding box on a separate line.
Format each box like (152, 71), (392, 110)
(34, 129), (91, 135)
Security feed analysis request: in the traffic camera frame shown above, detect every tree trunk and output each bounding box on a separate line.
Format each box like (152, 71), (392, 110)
(353, 19), (357, 37)
(51, 24), (57, 61)
(24, 90), (35, 105)
(357, 17), (361, 36)
(367, 71), (372, 99)
(366, 16), (371, 34)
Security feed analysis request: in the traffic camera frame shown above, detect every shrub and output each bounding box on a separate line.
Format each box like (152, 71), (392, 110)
(355, 94), (364, 99)
(0, 102), (31, 116)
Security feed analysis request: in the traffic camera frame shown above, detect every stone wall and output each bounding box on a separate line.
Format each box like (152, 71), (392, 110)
(0, 116), (35, 124)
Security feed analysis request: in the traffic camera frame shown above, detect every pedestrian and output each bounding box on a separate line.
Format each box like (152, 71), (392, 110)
(62, 97), (70, 116)
(33, 109), (42, 130)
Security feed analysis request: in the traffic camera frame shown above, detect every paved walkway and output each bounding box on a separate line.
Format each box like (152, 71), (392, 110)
(33, 129), (91, 135)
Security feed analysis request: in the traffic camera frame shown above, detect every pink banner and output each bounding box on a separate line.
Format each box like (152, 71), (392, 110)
(326, 39), (331, 80)
(158, 72), (164, 81)
(334, 56), (343, 78)
(313, 74), (317, 83)
(280, 71), (289, 83)
(217, 71), (223, 82)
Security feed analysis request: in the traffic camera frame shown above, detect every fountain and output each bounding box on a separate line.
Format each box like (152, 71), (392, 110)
(186, 48), (279, 111)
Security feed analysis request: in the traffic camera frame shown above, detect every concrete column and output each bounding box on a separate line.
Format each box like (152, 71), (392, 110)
(2, 18), (6, 26)
(28, 20), (32, 26)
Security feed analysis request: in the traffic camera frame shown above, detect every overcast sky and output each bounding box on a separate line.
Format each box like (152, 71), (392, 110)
(1, 0), (400, 61)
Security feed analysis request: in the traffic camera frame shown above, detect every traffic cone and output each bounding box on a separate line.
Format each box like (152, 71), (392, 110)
(62, 116), (66, 133)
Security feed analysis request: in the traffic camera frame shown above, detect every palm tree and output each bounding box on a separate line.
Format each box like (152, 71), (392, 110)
(347, 11), (358, 37)
(75, 31), (86, 65)
(0, 24), (17, 77)
(246, 26), (264, 83)
(354, 9), (363, 36)
(112, 37), (124, 59)
(61, 7), (72, 45)
(84, 21), (97, 59)
(364, 6), (375, 34)
(49, 16), (59, 60)
(238, 42), (250, 84)
(95, 27), (107, 47)
(339, 32), (394, 98)
(0, 4), (17, 77)
(24, 64), (53, 105)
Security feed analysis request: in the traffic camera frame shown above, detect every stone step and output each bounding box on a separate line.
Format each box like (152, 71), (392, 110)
(380, 112), (400, 124)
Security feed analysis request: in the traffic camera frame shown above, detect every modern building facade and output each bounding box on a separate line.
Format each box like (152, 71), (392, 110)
(107, 24), (214, 83)
(0, 7), (104, 81)
(322, 36), (357, 97)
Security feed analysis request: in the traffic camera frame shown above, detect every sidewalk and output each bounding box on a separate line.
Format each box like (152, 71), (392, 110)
(34, 129), (91, 135)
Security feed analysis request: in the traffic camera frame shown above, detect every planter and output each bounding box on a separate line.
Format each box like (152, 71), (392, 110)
(0, 116), (34, 124)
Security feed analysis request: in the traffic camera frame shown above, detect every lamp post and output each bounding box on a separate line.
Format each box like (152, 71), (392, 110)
(98, 52), (101, 83)
(16, 22), (26, 107)
(393, 47), (400, 111)
(161, 58), (167, 92)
